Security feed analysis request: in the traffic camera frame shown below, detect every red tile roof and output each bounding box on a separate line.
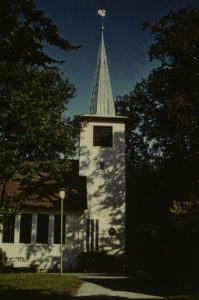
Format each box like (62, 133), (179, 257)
(2, 171), (87, 211)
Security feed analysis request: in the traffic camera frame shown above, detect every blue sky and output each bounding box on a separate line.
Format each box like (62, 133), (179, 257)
(34, 0), (195, 117)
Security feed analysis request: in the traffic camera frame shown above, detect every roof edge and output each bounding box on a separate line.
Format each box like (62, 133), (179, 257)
(80, 114), (129, 123)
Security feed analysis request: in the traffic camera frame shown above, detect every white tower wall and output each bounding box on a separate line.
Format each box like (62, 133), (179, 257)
(79, 117), (126, 255)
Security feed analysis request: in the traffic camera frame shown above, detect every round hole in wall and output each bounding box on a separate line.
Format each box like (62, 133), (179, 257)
(108, 227), (116, 236)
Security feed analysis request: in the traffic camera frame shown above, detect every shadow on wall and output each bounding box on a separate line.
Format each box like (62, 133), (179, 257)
(19, 213), (85, 271)
(2, 129), (126, 270)
(3, 163), (87, 270)
(79, 130), (126, 257)
(23, 244), (60, 271)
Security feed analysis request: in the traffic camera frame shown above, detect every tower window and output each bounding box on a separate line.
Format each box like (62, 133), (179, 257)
(93, 126), (112, 147)
(99, 162), (105, 170)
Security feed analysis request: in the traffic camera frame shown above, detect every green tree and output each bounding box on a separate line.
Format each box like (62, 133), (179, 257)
(116, 6), (199, 203)
(0, 1), (81, 210)
(0, 64), (79, 203)
(116, 6), (199, 272)
(0, 0), (81, 66)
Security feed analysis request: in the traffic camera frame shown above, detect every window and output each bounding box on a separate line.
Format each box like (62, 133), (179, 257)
(36, 214), (49, 244)
(20, 214), (32, 244)
(86, 219), (99, 252)
(53, 214), (66, 244)
(93, 126), (113, 147)
(99, 162), (105, 170)
(2, 215), (15, 243)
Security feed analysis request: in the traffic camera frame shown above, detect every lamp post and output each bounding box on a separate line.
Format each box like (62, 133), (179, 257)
(59, 188), (66, 276)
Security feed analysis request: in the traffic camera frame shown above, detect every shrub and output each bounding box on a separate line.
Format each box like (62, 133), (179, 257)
(78, 252), (116, 272)
(29, 263), (39, 273)
(0, 248), (7, 271)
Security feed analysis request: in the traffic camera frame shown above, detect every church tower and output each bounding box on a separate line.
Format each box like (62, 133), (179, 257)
(79, 10), (127, 255)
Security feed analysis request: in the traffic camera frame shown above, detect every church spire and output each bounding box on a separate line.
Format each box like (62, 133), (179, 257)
(89, 10), (116, 116)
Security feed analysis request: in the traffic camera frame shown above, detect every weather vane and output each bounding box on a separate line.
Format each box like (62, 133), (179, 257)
(97, 9), (106, 30)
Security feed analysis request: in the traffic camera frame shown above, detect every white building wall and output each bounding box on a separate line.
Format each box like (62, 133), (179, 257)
(0, 118), (126, 268)
(0, 211), (85, 270)
(79, 118), (126, 255)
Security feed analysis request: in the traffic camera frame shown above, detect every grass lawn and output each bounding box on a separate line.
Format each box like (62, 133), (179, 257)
(0, 273), (82, 299)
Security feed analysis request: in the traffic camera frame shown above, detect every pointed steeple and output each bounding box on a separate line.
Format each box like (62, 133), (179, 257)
(89, 23), (115, 116)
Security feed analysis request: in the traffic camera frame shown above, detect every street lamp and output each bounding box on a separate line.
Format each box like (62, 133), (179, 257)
(59, 188), (66, 276)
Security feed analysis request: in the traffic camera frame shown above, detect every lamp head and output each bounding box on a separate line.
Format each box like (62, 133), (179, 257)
(59, 188), (66, 200)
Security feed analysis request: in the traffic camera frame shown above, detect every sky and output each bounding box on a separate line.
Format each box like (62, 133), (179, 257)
(33, 0), (196, 117)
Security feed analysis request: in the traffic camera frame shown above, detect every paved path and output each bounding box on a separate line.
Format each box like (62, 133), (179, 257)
(67, 273), (164, 299)
(76, 281), (163, 298)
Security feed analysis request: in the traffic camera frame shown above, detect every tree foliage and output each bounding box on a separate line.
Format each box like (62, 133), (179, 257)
(116, 6), (199, 202)
(0, 63), (79, 186)
(142, 7), (199, 160)
(0, 0), (81, 66)
(116, 6), (199, 271)
(0, 0), (81, 208)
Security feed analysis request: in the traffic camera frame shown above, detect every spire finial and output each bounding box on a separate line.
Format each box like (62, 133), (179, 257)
(98, 9), (106, 30)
